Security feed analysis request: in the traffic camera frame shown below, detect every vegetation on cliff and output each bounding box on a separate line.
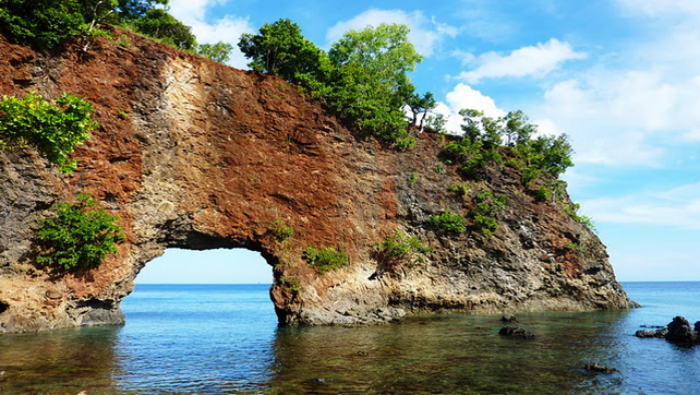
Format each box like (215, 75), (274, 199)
(239, 19), (430, 150)
(0, 91), (97, 173)
(0, 0), (230, 62)
(36, 193), (125, 271)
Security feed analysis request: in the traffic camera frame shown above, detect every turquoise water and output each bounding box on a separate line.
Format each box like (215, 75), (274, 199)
(0, 282), (698, 394)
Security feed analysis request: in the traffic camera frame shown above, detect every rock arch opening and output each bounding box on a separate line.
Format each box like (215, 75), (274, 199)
(135, 248), (273, 285)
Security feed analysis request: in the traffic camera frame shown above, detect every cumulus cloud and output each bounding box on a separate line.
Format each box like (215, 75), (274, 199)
(430, 83), (506, 134)
(168, 0), (255, 69)
(325, 8), (456, 57)
(454, 39), (587, 83)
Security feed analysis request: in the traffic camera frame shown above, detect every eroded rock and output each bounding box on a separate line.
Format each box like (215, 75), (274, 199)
(0, 29), (637, 333)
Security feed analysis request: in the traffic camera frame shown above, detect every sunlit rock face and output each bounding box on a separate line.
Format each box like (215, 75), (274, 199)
(0, 30), (636, 334)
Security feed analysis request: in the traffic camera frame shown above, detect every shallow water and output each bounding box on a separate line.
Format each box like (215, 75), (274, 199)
(0, 282), (698, 394)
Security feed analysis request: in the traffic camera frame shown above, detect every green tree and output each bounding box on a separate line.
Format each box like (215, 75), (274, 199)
(196, 42), (233, 63)
(403, 85), (436, 131)
(116, 0), (168, 23)
(238, 18), (327, 89)
(326, 23), (422, 145)
(132, 8), (197, 50)
(0, 0), (86, 48)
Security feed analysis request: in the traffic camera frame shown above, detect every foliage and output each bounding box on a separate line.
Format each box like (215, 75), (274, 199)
(377, 231), (432, 260)
(238, 19), (328, 90)
(280, 276), (302, 292)
(196, 42), (233, 64)
(0, 0), (191, 51)
(471, 190), (506, 237)
(268, 220), (294, 242)
(116, 0), (169, 23)
(429, 209), (467, 234)
(0, 0), (86, 48)
(408, 172), (418, 186)
(448, 183), (470, 197)
(0, 91), (97, 172)
(302, 246), (348, 274)
(327, 23), (422, 145)
(562, 203), (596, 231)
(36, 193), (126, 271)
(132, 8), (196, 50)
(238, 20), (428, 150)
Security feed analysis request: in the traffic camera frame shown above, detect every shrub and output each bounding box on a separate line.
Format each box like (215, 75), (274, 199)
(448, 183), (470, 197)
(280, 276), (302, 292)
(377, 231), (432, 259)
(563, 203), (596, 231)
(429, 210), (467, 234)
(408, 172), (418, 186)
(471, 190), (506, 237)
(0, 91), (97, 173)
(302, 246), (348, 274)
(36, 193), (126, 271)
(268, 220), (294, 242)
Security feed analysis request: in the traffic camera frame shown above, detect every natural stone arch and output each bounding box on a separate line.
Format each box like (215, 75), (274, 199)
(0, 30), (636, 334)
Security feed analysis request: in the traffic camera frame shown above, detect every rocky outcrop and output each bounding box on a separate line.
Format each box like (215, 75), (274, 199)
(0, 30), (637, 333)
(636, 316), (700, 345)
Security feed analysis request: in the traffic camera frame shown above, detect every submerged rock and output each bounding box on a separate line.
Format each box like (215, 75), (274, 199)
(498, 326), (535, 339)
(635, 328), (668, 338)
(584, 363), (618, 374)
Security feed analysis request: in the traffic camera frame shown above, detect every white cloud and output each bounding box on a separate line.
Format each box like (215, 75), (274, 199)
(581, 182), (700, 229)
(431, 83), (506, 134)
(454, 39), (587, 83)
(325, 9), (456, 57)
(168, 0), (255, 69)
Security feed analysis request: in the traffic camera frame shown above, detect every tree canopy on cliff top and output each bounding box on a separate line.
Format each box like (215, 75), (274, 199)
(0, 0), (228, 58)
(239, 19), (428, 150)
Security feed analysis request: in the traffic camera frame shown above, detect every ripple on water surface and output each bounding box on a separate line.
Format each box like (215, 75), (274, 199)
(0, 282), (699, 394)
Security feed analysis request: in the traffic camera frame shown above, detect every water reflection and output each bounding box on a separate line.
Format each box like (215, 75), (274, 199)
(0, 326), (121, 394)
(269, 310), (630, 395)
(0, 309), (646, 394)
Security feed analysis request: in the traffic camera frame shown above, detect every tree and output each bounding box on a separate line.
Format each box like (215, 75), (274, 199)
(0, 0), (86, 48)
(116, 0), (168, 23)
(402, 82), (436, 131)
(238, 18), (327, 89)
(196, 42), (233, 64)
(132, 8), (197, 50)
(326, 23), (423, 144)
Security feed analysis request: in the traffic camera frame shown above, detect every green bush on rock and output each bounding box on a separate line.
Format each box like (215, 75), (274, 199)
(302, 246), (348, 274)
(36, 193), (126, 271)
(429, 209), (467, 234)
(0, 91), (97, 173)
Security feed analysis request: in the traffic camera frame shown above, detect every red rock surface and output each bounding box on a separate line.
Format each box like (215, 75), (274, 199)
(0, 30), (637, 333)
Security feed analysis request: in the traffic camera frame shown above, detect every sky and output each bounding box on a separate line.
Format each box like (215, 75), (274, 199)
(135, 0), (700, 284)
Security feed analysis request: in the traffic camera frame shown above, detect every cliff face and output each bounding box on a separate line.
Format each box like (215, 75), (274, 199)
(0, 31), (637, 333)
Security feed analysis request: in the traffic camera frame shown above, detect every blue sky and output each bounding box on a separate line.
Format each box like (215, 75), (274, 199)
(135, 0), (700, 284)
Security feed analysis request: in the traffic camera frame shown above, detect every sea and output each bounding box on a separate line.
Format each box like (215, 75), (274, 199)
(0, 282), (698, 395)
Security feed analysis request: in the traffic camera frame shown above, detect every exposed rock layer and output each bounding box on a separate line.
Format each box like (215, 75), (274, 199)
(0, 31), (637, 333)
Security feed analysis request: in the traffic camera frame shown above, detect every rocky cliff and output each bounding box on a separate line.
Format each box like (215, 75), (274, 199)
(0, 30), (637, 333)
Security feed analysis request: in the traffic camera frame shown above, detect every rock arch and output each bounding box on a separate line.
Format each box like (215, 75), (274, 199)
(0, 31), (636, 334)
